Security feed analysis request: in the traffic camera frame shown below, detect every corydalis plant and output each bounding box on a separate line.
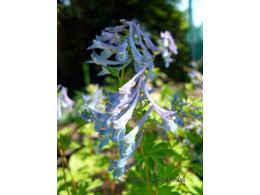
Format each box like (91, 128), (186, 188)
(85, 19), (178, 178)
(57, 85), (74, 120)
(159, 31), (178, 68)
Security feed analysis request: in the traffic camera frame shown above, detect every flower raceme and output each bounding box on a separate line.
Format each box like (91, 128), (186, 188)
(83, 19), (178, 177)
(86, 19), (158, 76)
(159, 31), (178, 68)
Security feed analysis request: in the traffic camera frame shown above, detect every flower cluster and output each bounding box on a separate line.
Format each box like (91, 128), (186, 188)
(82, 84), (104, 110)
(189, 70), (203, 94)
(57, 85), (74, 120)
(84, 19), (178, 177)
(159, 31), (178, 68)
(188, 60), (203, 94)
(86, 19), (158, 75)
(171, 94), (203, 131)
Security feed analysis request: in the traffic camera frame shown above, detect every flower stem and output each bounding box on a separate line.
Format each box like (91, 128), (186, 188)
(140, 138), (153, 194)
(60, 148), (70, 195)
(119, 62), (126, 86)
(59, 146), (77, 191)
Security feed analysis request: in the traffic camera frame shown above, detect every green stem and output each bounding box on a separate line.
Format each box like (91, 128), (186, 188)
(140, 138), (153, 194)
(59, 146), (77, 192)
(119, 63), (126, 86)
(61, 148), (70, 195)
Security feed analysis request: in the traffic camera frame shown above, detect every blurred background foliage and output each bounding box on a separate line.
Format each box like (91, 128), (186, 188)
(58, 0), (203, 96)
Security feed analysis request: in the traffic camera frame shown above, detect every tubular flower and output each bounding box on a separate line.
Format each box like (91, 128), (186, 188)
(142, 80), (178, 132)
(57, 85), (74, 120)
(109, 129), (145, 178)
(82, 84), (104, 110)
(111, 88), (141, 142)
(119, 62), (150, 94)
(119, 108), (152, 157)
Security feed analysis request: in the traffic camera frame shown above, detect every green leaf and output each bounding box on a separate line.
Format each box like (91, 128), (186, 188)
(164, 164), (175, 177)
(146, 157), (155, 171)
(143, 133), (159, 144)
(86, 178), (103, 191)
(107, 66), (120, 77)
(190, 163), (203, 177)
(153, 157), (164, 167)
(144, 142), (155, 154)
(150, 142), (170, 153)
(161, 82), (173, 100)
(150, 152), (167, 158)
(69, 141), (82, 150)
(158, 185), (180, 195)
(58, 134), (71, 149)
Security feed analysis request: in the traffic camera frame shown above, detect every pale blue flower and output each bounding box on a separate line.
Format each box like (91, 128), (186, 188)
(119, 62), (150, 94)
(57, 85), (74, 120)
(86, 51), (122, 66)
(82, 84), (104, 110)
(107, 92), (129, 105)
(116, 50), (128, 64)
(112, 89), (141, 142)
(119, 108), (152, 157)
(196, 127), (202, 135)
(134, 61), (144, 73)
(109, 129), (145, 178)
(98, 127), (114, 149)
(159, 31), (178, 68)
(136, 24), (153, 59)
(189, 69), (203, 94)
(117, 78), (142, 109)
(87, 40), (119, 51)
(96, 31), (114, 41)
(132, 22), (158, 52)
(142, 80), (175, 119)
(186, 124), (194, 130)
(97, 58), (132, 77)
(100, 49), (115, 59)
(144, 62), (154, 83)
(160, 31), (178, 55)
(128, 23), (146, 64)
(97, 66), (111, 77)
(161, 117), (177, 133)
(99, 134), (110, 150)
(142, 81), (178, 132)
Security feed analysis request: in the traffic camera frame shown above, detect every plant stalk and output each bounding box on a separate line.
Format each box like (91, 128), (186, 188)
(61, 148), (70, 195)
(59, 147), (77, 191)
(140, 138), (153, 194)
(119, 63), (126, 86)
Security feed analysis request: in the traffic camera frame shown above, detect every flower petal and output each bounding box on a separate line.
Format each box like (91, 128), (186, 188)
(113, 88), (140, 130)
(88, 51), (122, 66)
(161, 117), (177, 133)
(142, 80), (175, 119)
(119, 62), (150, 94)
(87, 40), (118, 51)
(129, 23), (146, 63)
